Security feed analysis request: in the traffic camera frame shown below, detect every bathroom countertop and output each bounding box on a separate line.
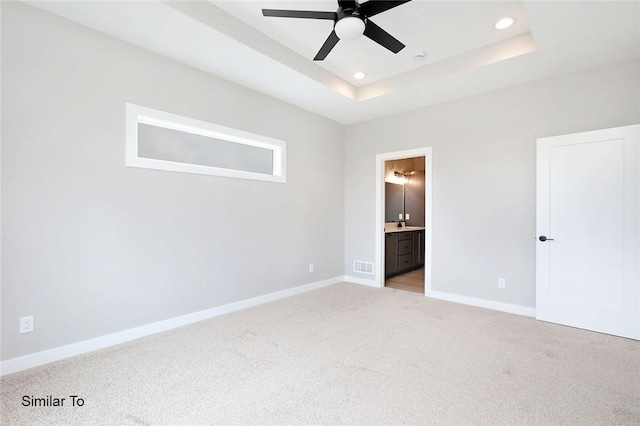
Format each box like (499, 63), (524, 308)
(384, 226), (426, 233)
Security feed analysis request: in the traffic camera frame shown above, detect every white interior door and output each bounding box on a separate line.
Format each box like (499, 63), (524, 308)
(536, 125), (639, 339)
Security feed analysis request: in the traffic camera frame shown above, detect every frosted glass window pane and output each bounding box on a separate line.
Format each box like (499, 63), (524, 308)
(137, 123), (274, 175)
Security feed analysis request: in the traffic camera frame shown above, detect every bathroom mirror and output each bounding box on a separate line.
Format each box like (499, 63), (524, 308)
(385, 182), (404, 222)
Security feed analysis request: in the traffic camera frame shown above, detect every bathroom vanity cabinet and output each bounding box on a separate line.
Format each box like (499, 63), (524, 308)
(385, 229), (425, 278)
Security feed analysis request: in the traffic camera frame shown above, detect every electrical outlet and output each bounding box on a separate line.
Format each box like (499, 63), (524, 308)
(498, 278), (506, 289)
(20, 316), (34, 334)
(398, 214), (403, 220)
(309, 264), (314, 273)
(406, 213), (410, 220)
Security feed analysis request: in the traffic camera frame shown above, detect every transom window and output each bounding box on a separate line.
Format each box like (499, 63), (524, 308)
(126, 103), (286, 183)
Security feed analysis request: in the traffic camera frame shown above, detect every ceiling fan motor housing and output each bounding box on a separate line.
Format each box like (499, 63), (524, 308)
(336, 6), (360, 20)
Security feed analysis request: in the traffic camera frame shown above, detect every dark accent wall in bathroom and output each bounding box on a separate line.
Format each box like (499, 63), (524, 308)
(405, 172), (425, 227)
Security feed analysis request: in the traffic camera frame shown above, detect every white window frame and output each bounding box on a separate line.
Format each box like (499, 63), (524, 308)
(125, 103), (286, 183)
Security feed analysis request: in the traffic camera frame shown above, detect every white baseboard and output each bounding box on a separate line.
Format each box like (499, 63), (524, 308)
(343, 275), (534, 318)
(343, 275), (379, 287)
(1, 276), (343, 376)
(427, 290), (536, 317)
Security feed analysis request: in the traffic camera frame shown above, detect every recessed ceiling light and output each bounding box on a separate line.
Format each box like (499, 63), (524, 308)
(495, 17), (514, 30)
(353, 71), (366, 80)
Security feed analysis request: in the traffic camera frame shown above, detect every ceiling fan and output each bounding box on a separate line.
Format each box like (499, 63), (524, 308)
(262, 1), (412, 61)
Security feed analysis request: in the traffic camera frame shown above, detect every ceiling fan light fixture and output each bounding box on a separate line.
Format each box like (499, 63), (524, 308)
(335, 17), (365, 41)
(262, 1), (413, 60)
(495, 17), (514, 30)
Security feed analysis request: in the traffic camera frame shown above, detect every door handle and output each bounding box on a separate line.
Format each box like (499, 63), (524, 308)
(539, 235), (554, 242)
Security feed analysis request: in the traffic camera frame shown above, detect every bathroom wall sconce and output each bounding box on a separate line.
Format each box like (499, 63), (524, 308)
(387, 171), (409, 185)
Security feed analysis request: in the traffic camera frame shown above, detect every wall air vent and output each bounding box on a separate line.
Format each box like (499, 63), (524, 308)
(354, 261), (374, 275)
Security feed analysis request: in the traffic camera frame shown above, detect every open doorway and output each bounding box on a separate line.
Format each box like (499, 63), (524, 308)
(384, 155), (425, 293)
(375, 148), (432, 295)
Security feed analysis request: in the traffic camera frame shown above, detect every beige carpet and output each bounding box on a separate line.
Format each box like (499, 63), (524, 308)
(2, 283), (639, 425)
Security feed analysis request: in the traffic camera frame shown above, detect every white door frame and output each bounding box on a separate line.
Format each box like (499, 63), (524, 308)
(375, 147), (433, 294)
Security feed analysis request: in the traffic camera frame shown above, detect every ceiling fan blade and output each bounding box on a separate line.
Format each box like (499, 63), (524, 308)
(360, 1), (412, 18)
(262, 9), (337, 20)
(314, 30), (340, 61)
(363, 20), (405, 53)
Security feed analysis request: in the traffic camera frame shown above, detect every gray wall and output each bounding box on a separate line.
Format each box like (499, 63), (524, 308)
(345, 58), (640, 308)
(1, 3), (344, 361)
